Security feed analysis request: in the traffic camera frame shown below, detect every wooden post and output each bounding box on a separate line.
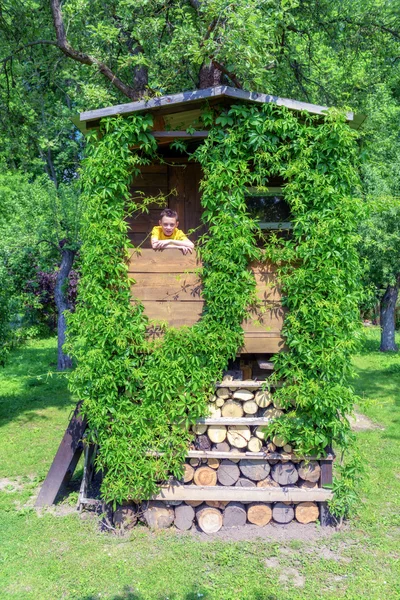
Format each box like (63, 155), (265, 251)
(319, 449), (334, 527)
(36, 402), (87, 506)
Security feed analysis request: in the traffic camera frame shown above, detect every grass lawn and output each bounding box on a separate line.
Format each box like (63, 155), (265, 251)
(0, 329), (399, 600)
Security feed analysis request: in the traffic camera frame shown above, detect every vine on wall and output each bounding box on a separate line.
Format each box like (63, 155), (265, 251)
(67, 103), (362, 514)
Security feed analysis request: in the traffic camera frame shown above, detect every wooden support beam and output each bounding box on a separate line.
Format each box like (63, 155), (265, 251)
(152, 484), (333, 502)
(319, 447), (334, 526)
(151, 130), (209, 139)
(215, 380), (282, 389)
(35, 402), (87, 507)
(196, 417), (276, 425)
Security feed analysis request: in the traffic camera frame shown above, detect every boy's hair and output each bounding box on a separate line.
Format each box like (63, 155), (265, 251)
(160, 208), (178, 221)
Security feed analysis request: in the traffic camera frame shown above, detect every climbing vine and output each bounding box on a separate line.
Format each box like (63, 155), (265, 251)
(67, 102), (362, 513)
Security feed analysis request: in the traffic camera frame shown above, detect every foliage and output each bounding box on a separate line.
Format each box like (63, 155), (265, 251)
(0, 169), (81, 361)
(264, 111), (364, 464)
(67, 102), (362, 510)
(359, 196), (400, 302)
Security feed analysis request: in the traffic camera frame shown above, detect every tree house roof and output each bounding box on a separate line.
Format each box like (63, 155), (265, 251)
(73, 85), (366, 134)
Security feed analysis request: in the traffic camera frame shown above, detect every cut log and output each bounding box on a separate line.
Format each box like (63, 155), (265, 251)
(247, 503), (272, 526)
(206, 500), (229, 509)
(257, 476), (280, 488)
(215, 397), (225, 408)
(235, 477), (256, 502)
(299, 479), (318, 491)
(207, 457), (220, 469)
(113, 504), (137, 530)
(185, 500), (203, 507)
(243, 400), (258, 415)
(247, 437), (263, 453)
(233, 390), (254, 401)
(255, 426), (266, 440)
(239, 459), (271, 481)
(207, 425), (227, 444)
(174, 504), (195, 530)
(265, 442), (276, 452)
(283, 444), (292, 453)
(272, 435), (287, 448)
(263, 407), (284, 421)
(255, 390), (272, 408)
(142, 501), (174, 529)
(216, 388), (230, 399)
(189, 458), (200, 467)
(295, 501), (319, 524)
(213, 441), (230, 452)
(193, 466), (217, 486)
(223, 502), (247, 528)
(272, 398), (286, 410)
(227, 425), (251, 448)
(271, 462), (299, 485)
(208, 405), (221, 418)
(196, 507), (223, 533)
(183, 463), (195, 483)
(195, 435), (211, 450)
(235, 477), (256, 488)
(217, 459), (240, 486)
(193, 423), (208, 435)
(209, 394), (217, 403)
(272, 502), (294, 524)
(221, 400), (244, 418)
(298, 460), (321, 483)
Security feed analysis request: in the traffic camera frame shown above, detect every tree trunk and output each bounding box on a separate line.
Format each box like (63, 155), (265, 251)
(55, 246), (76, 370)
(380, 283), (398, 352)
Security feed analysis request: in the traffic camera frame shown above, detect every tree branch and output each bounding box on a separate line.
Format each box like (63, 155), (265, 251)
(210, 58), (242, 88)
(1, 40), (58, 67)
(50, 0), (142, 100)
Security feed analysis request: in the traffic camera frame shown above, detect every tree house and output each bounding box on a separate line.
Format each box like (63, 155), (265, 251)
(75, 87), (362, 356)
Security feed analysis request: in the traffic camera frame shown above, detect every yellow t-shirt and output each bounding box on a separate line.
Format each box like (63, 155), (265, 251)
(151, 226), (188, 241)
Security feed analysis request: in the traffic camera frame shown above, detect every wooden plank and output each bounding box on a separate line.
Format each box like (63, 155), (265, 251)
(152, 131), (209, 139)
(257, 359), (274, 370)
(128, 248), (200, 272)
(215, 380), (277, 389)
(131, 272), (201, 288)
(240, 336), (285, 354)
(152, 484), (333, 502)
(186, 450), (333, 461)
(242, 306), (285, 332)
(131, 283), (202, 302)
(196, 417), (277, 425)
(319, 448), (334, 526)
(137, 164), (168, 174)
(131, 173), (168, 188)
(35, 403), (87, 507)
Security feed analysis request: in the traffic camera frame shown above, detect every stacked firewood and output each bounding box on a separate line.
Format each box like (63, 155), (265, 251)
(113, 379), (331, 533)
(140, 457), (321, 532)
(191, 383), (292, 453)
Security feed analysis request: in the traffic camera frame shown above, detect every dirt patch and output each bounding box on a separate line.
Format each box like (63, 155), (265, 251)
(349, 410), (384, 432)
(190, 521), (336, 542)
(279, 567), (305, 588)
(0, 477), (24, 492)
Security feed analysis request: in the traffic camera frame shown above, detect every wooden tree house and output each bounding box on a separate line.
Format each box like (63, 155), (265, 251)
(37, 87), (364, 530)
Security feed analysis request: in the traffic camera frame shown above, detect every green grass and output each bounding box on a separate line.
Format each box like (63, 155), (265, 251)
(0, 331), (399, 600)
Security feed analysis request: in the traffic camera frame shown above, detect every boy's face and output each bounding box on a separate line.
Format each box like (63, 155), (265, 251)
(159, 216), (178, 237)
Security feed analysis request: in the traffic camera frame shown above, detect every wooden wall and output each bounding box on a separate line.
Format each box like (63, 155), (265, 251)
(128, 249), (285, 354)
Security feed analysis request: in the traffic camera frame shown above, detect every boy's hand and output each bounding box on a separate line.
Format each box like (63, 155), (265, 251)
(154, 240), (169, 249)
(181, 246), (192, 255)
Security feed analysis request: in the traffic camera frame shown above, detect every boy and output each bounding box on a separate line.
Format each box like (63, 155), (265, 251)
(151, 208), (194, 255)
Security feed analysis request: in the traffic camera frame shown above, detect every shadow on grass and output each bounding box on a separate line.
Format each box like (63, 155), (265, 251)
(0, 340), (74, 429)
(81, 588), (279, 600)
